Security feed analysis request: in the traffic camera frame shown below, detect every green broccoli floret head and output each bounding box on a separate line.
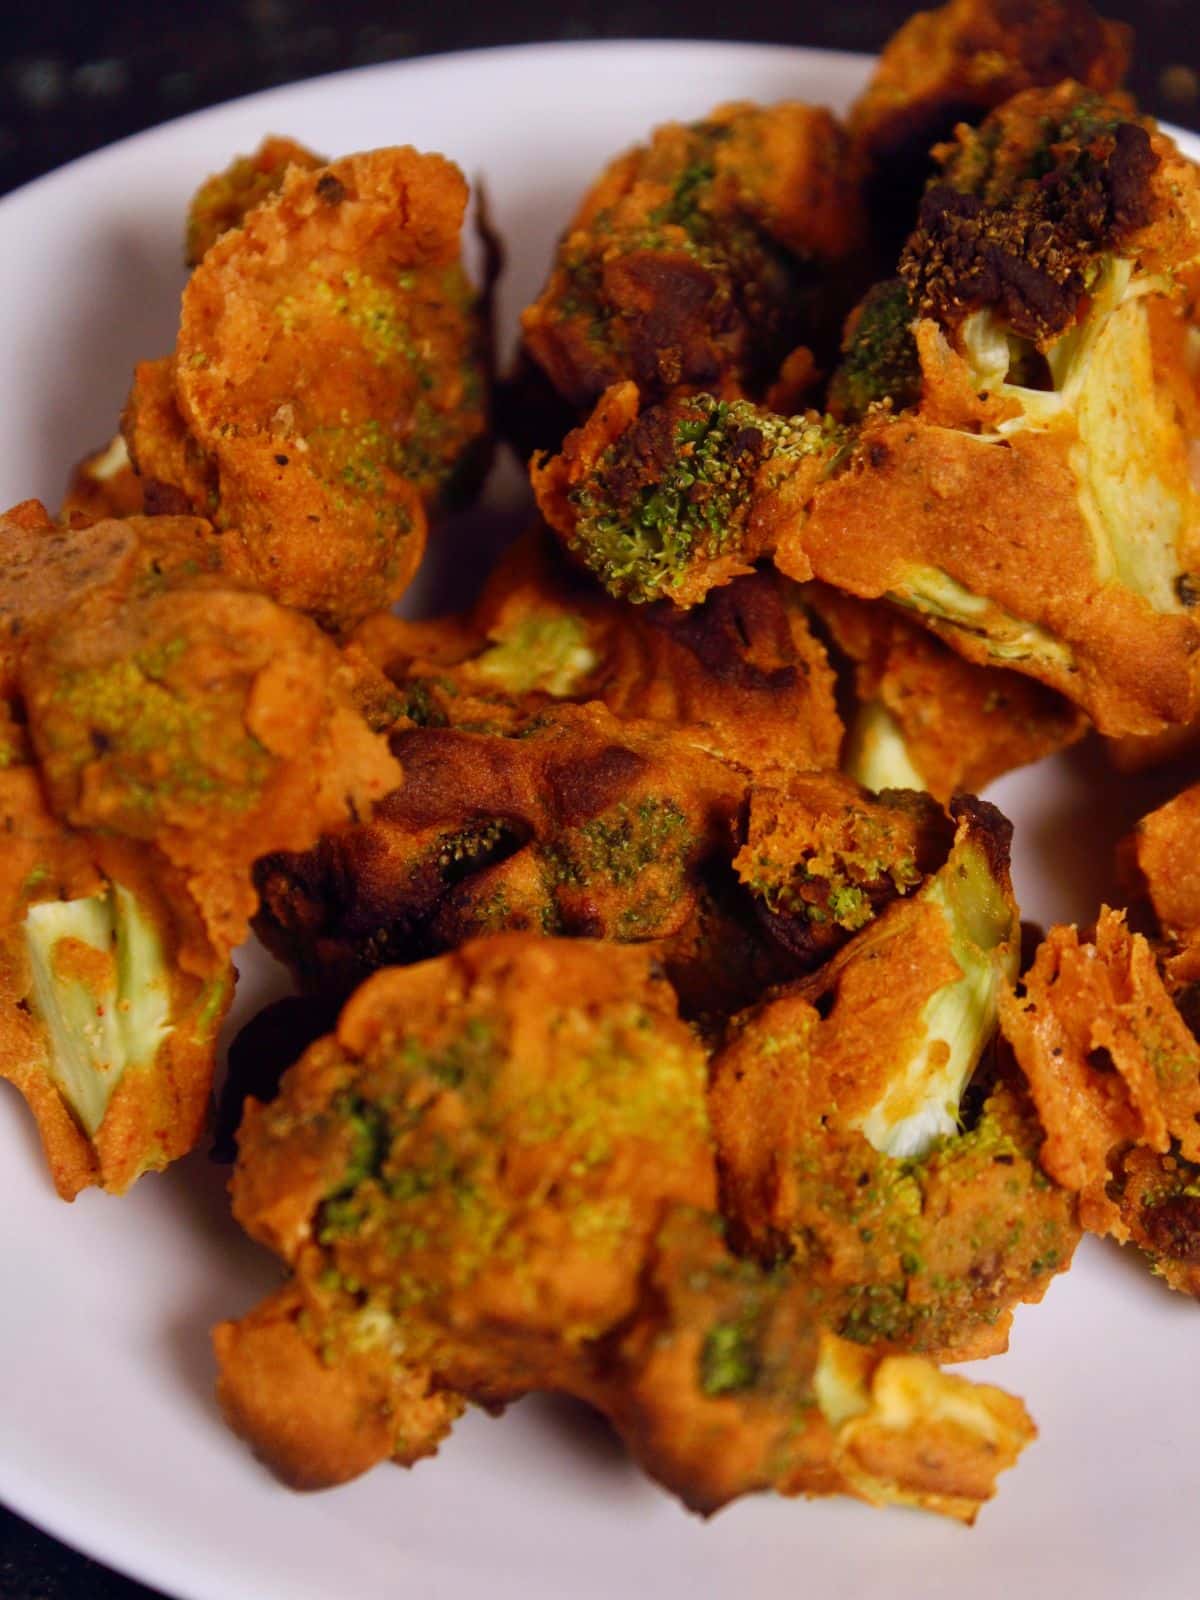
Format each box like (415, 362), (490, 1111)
(566, 393), (841, 605)
(828, 279), (922, 422)
(900, 85), (1162, 347)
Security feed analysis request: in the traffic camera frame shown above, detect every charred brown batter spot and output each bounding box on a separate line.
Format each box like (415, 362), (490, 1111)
(142, 479), (195, 516)
(1140, 1193), (1200, 1265)
(648, 577), (800, 696)
(315, 173), (347, 205)
(902, 109), (1159, 343)
(546, 743), (649, 825)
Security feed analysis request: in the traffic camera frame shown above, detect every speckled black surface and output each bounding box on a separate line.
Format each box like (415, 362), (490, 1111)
(0, 1), (1195, 1595)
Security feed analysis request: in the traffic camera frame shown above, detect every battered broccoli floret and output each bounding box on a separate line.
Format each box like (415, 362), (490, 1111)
(520, 100), (866, 412)
(534, 384), (846, 608)
(714, 796), (1077, 1361)
(828, 279), (922, 423)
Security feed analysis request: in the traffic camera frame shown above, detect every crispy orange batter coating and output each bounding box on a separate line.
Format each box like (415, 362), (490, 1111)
(848, 0), (1130, 245)
(59, 435), (145, 525)
(252, 701), (745, 997)
(1001, 907), (1200, 1292)
(217, 936), (1033, 1517)
(805, 584), (1087, 799)
(353, 526), (843, 775)
(125, 147), (490, 631)
(1118, 783), (1200, 957)
(0, 503), (400, 1196)
(521, 101), (866, 412)
(185, 135), (324, 266)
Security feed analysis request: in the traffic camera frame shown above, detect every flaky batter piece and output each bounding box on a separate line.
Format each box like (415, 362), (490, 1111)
(185, 135), (324, 266)
(848, 0), (1130, 250)
(354, 526), (843, 775)
(125, 147), (490, 631)
(599, 1207), (1034, 1521)
(217, 937), (715, 1479)
(520, 100), (866, 414)
(804, 584), (1087, 799)
(1000, 908), (1200, 1292)
(216, 936), (1033, 1517)
(252, 700), (744, 997)
(59, 436), (145, 525)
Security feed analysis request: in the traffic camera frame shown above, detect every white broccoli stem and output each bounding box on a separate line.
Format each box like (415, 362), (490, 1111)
(23, 885), (172, 1136)
(852, 835), (1018, 1161)
(842, 699), (926, 794)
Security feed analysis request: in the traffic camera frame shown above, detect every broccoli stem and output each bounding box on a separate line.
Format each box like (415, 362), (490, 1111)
(23, 884), (172, 1136)
(854, 832), (1018, 1160)
(842, 699), (926, 794)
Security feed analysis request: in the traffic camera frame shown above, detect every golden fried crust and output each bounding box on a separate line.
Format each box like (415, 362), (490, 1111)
(805, 583), (1086, 799)
(521, 101), (866, 411)
(21, 584), (400, 954)
(1000, 909), (1200, 1234)
(733, 773), (950, 968)
(792, 407), (1200, 736)
(132, 148), (490, 632)
(122, 358), (219, 516)
(849, 0), (1130, 175)
(185, 136), (324, 267)
(59, 436), (145, 525)
(214, 1282), (462, 1490)
(1118, 784), (1200, 952)
(0, 759), (235, 1197)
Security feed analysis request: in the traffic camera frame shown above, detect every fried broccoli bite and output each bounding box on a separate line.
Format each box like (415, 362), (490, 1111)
(0, 503), (400, 1196)
(124, 147), (491, 632)
(596, 1205), (1034, 1520)
(532, 381), (845, 608)
(847, 0), (1130, 256)
(713, 796), (1078, 1359)
(519, 101), (866, 415)
(252, 701), (744, 997)
(813, 84), (1200, 734)
(1001, 907), (1200, 1294)
(216, 936), (1033, 1517)
(185, 135), (324, 266)
(353, 525), (843, 775)
(804, 583), (1086, 798)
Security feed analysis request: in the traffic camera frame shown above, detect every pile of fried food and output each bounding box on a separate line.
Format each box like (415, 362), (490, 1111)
(6, 0), (1200, 1526)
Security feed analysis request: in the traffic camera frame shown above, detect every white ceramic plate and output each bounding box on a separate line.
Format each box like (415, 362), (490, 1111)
(2, 40), (1198, 1600)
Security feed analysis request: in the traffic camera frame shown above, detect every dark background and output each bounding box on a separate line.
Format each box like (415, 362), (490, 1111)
(1, 1), (1196, 1596)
